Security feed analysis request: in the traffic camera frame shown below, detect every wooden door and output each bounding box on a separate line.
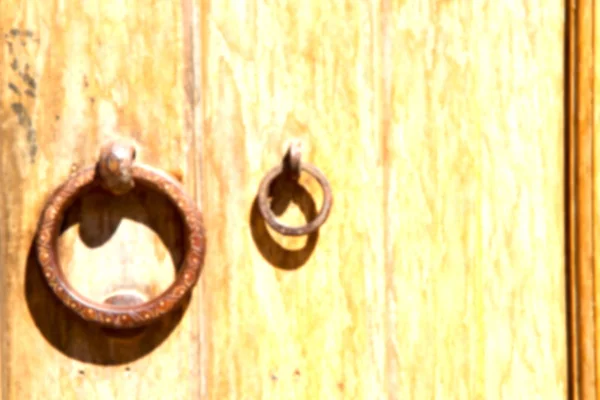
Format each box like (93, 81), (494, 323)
(0, 1), (567, 399)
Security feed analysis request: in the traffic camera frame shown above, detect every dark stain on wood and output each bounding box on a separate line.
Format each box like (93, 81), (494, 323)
(11, 103), (31, 127)
(9, 28), (34, 38)
(20, 72), (36, 90)
(27, 128), (37, 159)
(5, 29), (39, 162)
(8, 82), (20, 95)
(10, 102), (37, 162)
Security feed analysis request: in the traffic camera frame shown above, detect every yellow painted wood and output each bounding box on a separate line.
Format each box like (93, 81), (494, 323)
(0, 1), (201, 399)
(0, 0), (567, 399)
(199, 0), (566, 399)
(386, 1), (566, 398)
(200, 1), (386, 399)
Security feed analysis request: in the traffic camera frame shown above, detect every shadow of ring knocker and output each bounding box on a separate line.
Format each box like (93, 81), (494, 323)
(27, 139), (206, 364)
(250, 140), (333, 270)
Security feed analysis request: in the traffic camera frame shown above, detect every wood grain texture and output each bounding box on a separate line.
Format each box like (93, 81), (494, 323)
(0, 0), (567, 399)
(199, 0), (566, 399)
(0, 1), (202, 399)
(568, 0), (597, 398)
(387, 1), (566, 398)
(200, 1), (386, 399)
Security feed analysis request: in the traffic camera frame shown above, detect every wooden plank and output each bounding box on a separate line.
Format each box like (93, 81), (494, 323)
(199, 1), (386, 398)
(594, 0), (600, 395)
(568, 0), (597, 397)
(0, 1), (201, 398)
(386, 1), (566, 398)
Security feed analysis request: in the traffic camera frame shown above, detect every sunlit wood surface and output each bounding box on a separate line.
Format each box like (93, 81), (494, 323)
(0, 0), (566, 399)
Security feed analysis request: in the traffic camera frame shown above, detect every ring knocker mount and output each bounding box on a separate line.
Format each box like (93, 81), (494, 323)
(35, 139), (206, 330)
(257, 140), (333, 236)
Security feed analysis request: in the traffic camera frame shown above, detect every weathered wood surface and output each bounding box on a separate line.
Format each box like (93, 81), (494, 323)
(384, 1), (566, 398)
(0, 1), (202, 399)
(0, 0), (566, 399)
(595, 2), (600, 397)
(200, 0), (566, 399)
(567, 0), (596, 398)
(574, 0), (600, 397)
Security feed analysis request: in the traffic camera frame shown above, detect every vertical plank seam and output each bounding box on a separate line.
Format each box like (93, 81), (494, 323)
(380, 0), (393, 398)
(566, 0), (578, 398)
(0, 119), (5, 400)
(589, 0), (600, 397)
(592, 0), (598, 396)
(181, 0), (205, 397)
(192, 0), (207, 397)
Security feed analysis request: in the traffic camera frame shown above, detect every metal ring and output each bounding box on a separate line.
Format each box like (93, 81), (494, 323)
(35, 164), (206, 329)
(257, 162), (332, 236)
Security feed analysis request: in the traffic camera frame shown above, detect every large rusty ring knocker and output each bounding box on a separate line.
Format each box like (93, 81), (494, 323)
(257, 140), (333, 236)
(35, 140), (206, 329)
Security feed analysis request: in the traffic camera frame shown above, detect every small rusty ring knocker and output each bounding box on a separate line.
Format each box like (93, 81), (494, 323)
(35, 140), (206, 329)
(257, 141), (333, 236)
